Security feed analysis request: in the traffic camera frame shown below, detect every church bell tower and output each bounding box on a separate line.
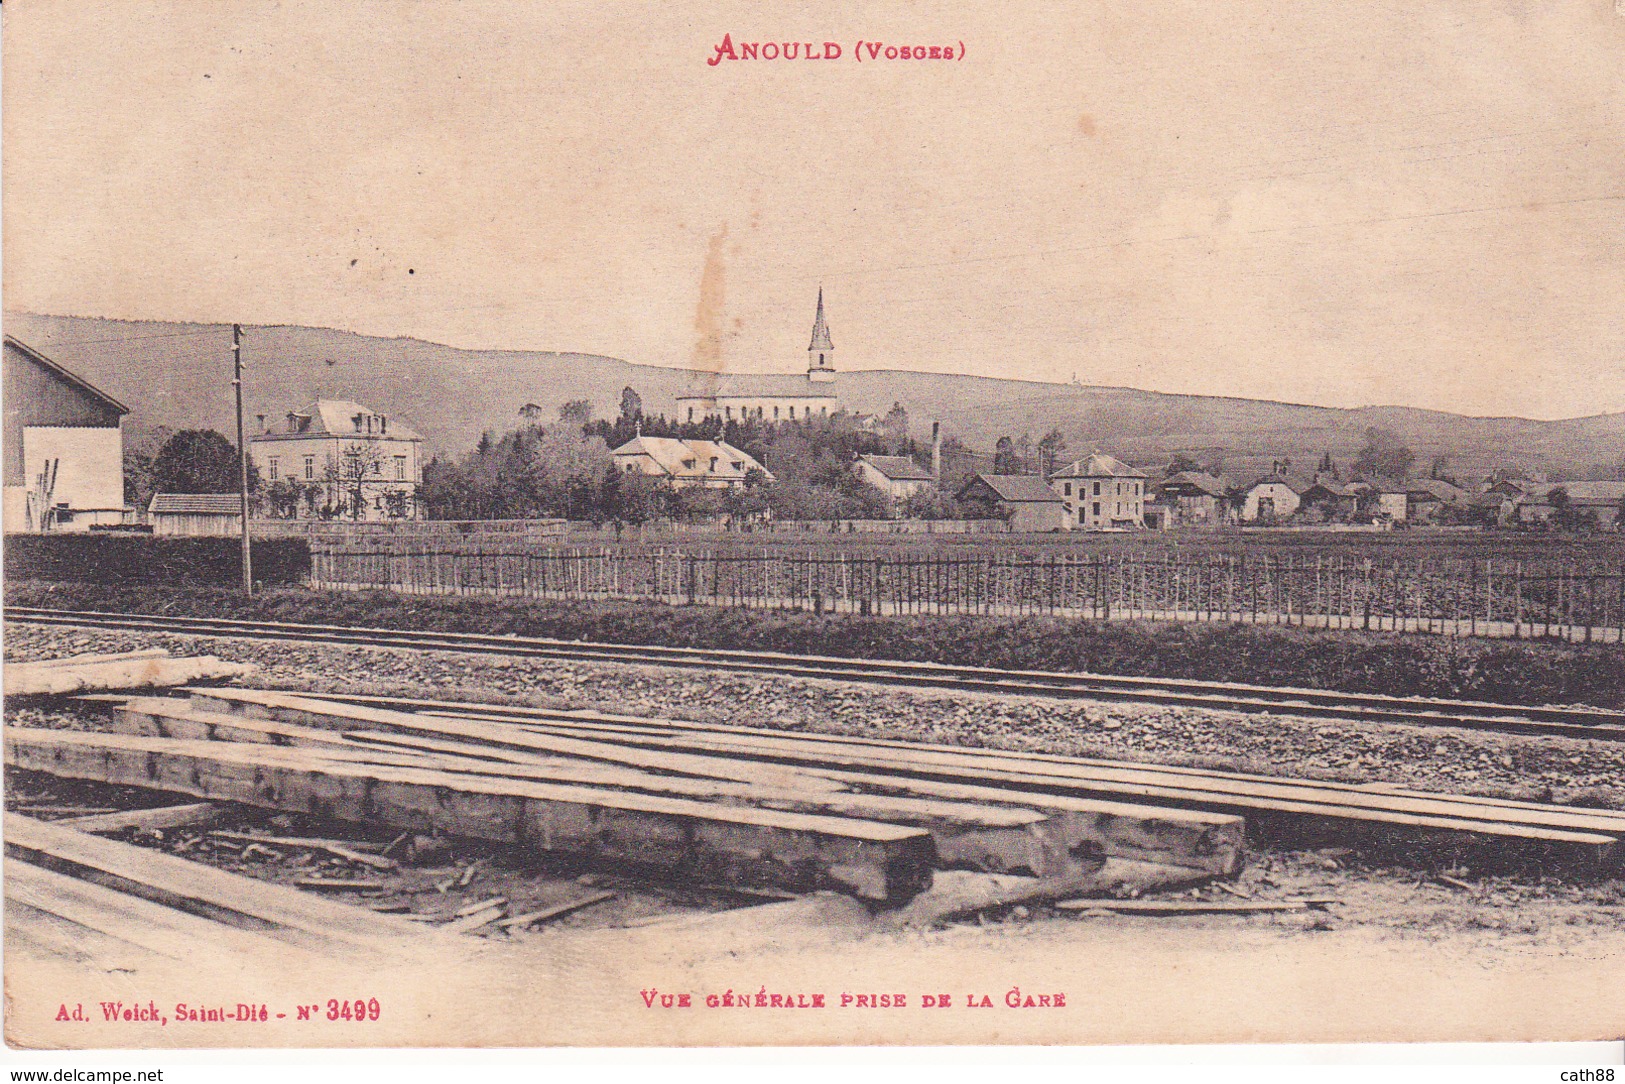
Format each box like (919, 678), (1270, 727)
(807, 288), (835, 383)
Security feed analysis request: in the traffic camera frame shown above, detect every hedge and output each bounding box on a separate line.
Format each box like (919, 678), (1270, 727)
(4, 535), (310, 588)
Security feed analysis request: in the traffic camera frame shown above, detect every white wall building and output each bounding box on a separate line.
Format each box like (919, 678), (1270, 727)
(676, 290), (841, 424)
(2, 336), (130, 532)
(250, 400), (424, 520)
(1050, 453), (1147, 529)
(611, 435), (771, 490)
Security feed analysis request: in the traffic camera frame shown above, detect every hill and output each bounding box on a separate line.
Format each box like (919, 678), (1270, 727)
(6, 312), (1623, 480)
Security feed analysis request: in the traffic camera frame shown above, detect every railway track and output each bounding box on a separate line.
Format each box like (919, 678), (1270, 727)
(9, 605), (1625, 742)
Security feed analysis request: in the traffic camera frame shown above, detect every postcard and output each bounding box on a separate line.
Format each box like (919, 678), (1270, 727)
(4, 0), (1625, 1052)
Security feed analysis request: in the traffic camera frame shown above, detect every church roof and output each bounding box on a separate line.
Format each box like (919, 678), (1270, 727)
(676, 373), (836, 400)
(808, 287), (833, 352)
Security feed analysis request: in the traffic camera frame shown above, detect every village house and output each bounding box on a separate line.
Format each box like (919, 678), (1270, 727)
(1152, 470), (1229, 527)
(250, 400), (424, 521)
(1505, 481), (1625, 528)
(676, 291), (840, 424)
(855, 454), (934, 509)
(1298, 479), (1362, 521)
(955, 474), (1068, 532)
(1050, 453), (1148, 529)
(2, 336), (130, 532)
(610, 435), (771, 490)
(1403, 478), (1467, 523)
(1232, 473), (1302, 523)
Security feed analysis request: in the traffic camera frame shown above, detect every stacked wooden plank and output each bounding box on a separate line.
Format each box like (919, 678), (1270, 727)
(7, 688), (1255, 905)
(5, 650), (253, 696)
(5, 813), (441, 964)
(201, 688), (1625, 879)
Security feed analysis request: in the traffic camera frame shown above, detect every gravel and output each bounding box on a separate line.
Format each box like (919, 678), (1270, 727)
(8, 622), (1625, 810)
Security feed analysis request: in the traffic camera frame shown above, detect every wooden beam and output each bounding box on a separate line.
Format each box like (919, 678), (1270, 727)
(188, 689), (853, 795)
(5, 814), (437, 959)
(5, 729), (938, 903)
(59, 802), (226, 834)
(498, 890), (615, 929)
(130, 700), (1084, 878)
(6, 656), (253, 696)
(478, 717), (1621, 875)
(7, 859), (314, 962)
(1056, 897), (1334, 915)
(377, 694), (1625, 832)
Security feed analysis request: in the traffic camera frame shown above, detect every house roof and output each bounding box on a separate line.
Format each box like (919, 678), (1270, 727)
(1236, 475), (1304, 496)
(253, 399), (422, 442)
(1301, 480), (1359, 499)
(1051, 453), (1146, 480)
(960, 474), (1063, 504)
(611, 435), (772, 484)
(4, 335), (130, 415)
(1156, 470), (1227, 498)
(858, 454), (933, 482)
(149, 493), (242, 515)
(1405, 478), (1466, 503)
(676, 373), (837, 401)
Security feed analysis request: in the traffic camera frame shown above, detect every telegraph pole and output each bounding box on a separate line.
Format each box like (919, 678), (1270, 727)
(232, 323), (253, 596)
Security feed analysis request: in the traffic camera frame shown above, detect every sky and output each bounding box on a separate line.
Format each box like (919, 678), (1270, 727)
(4, 0), (1624, 419)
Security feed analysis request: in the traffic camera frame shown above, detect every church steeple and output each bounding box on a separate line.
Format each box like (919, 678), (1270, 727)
(807, 287), (835, 382)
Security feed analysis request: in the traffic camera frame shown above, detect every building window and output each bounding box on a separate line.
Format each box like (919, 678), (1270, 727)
(1092, 502), (1101, 517)
(687, 407), (695, 422)
(394, 456), (407, 481)
(1063, 483), (1071, 496)
(725, 407), (733, 420)
(304, 456), (315, 480)
(1093, 482), (1101, 496)
(773, 406), (780, 420)
(268, 458), (279, 480)
(709, 457), (719, 472)
(789, 406), (796, 419)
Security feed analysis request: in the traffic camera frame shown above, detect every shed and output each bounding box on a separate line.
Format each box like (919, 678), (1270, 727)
(150, 493), (243, 537)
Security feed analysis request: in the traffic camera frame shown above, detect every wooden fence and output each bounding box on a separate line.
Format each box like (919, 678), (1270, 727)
(308, 547), (1625, 642)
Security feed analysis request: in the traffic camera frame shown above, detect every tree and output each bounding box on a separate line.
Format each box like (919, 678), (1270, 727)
(1351, 427), (1414, 482)
(560, 399), (593, 429)
(882, 402), (910, 443)
(1037, 429), (1067, 477)
(324, 440), (387, 520)
(152, 429), (259, 495)
(619, 387), (644, 424)
(993, 436), (1018, 474)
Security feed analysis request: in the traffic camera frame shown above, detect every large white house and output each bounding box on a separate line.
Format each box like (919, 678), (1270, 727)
(3, 336), (130, 532)
(676, 290), (841, 424)
(1050, 453), (1148, 529)
(611, 435), (771, 490)
(250, 400), (424, 520)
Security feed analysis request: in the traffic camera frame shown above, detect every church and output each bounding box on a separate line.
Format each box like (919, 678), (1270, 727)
(676, 290), (840, 424)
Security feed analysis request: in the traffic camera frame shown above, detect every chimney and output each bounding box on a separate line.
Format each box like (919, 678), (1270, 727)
(931, 421), (942, 484)
(256, 414), (266, 433)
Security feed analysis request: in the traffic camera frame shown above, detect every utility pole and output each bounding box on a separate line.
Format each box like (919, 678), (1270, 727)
(232, 323), (253, 596)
